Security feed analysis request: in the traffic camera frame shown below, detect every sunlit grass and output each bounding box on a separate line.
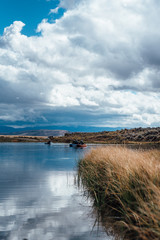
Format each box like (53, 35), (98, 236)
(78, 146), (160, 240)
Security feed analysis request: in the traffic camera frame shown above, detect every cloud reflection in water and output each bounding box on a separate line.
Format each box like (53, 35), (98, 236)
(0, 145), (111, 240)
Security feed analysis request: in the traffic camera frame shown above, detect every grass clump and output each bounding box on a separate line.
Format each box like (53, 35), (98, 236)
(78, 146), (160, 240)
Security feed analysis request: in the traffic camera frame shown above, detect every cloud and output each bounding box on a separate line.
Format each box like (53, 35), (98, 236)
(0, 0), (160, 127)
(58, 0), (81, 9)
(49, 6), (59, 14)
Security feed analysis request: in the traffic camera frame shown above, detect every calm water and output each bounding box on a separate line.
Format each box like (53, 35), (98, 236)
(0, 143), (112, 240)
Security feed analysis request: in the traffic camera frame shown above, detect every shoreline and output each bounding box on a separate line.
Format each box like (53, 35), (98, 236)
(0, 135), (48, 142)
(0, 135), (160, 146)
(1, 127), (160, 144)
(0, 134), (160, 153)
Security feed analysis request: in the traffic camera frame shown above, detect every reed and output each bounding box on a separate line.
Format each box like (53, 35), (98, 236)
(78, 146), (160, 240)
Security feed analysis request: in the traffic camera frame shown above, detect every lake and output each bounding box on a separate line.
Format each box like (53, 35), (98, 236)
(0, 143), (112, 240)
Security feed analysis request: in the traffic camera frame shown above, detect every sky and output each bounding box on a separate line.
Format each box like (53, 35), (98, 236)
(0, 0), (160, 131)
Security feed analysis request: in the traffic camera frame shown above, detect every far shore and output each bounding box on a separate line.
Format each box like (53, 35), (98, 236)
(0, 127), (160, 146)
(0, 135), (48, 142)
(0, 134), (160, 148)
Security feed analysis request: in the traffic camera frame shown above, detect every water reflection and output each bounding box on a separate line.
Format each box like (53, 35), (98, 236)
(0, 143), (111, 240)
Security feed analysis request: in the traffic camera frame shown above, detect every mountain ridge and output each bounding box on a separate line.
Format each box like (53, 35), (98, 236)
(6, 129), (69, 137)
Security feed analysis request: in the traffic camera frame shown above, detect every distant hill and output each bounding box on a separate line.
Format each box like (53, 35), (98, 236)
(0, 126), (16, 134)
(2, 129), (69, 137)
(0, 127), (160, 144)
(0, 125), (122, 135)
(51, 127), (160, 144)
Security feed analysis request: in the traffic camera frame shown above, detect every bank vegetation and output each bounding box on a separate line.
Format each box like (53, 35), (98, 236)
(78, 146), (160, 240)
(52, 127), (160, 144)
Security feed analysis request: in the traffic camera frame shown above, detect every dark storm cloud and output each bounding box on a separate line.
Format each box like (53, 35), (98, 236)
(141, 36), (160, 67)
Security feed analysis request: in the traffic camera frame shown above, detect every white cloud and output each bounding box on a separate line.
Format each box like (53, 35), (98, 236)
(49, 6), (59, 14)
(58, 0), (81, 9)
(0, 0), (160, 127)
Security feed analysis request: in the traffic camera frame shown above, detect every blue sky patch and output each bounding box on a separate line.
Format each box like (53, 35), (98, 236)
(0, 0), (64, 36)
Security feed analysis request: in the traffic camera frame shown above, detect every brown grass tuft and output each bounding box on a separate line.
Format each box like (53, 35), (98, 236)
(78, 146), (160, 240)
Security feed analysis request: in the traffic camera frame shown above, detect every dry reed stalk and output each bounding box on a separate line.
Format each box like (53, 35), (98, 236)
(78, 146), (160, 240)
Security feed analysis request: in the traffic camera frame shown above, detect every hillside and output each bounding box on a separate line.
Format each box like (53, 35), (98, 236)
(0, 127), (160, 144)
(51, 127), (160, 144)
(0, 129), (69, 142)
(2, 129), (68, 137)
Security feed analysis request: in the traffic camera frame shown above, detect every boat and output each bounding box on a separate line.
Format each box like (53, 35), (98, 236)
(69, 140), (87, 148)
(76, 144), (87, 148)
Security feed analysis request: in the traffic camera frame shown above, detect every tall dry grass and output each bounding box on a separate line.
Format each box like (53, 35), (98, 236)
(78, 146), (160, 240)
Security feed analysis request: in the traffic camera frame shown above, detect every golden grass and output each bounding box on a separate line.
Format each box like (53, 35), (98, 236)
(78, 146), (160, 240)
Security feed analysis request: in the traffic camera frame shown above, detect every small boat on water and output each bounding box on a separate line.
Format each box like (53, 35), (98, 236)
(69, 140), (87, 148)
(77, 143), (87, 148)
